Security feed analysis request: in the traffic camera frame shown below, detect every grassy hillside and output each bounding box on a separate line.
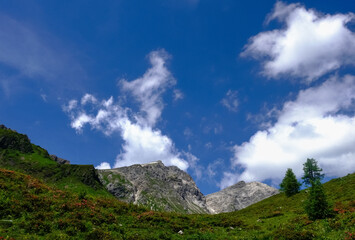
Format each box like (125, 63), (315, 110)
(0, 127), (109, 198)
(1, 168), (354, 239)
(0, 168), (247, 239)
(0, 126), (354, 239)
(225, 173), (355, 239)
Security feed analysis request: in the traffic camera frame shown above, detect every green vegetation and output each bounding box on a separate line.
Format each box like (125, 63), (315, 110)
(0, 127), (354, 239)
(1, 168), (354, 239)
(302, 159), (331, 221)
(0, 128), (109, 198)
(0, 127), (33, 154)
(304, 179), (331, 221)
(280, 168), (301, 197)
(302, 158), (324, 186)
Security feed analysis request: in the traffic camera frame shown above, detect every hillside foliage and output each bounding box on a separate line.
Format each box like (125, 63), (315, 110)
(0, 127), (354, 239)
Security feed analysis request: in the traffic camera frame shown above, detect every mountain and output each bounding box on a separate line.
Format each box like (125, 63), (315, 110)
(1, 124), (355, 239)
(98, 161), (279, 214)
(0, 124), (278, 215)
(1, 166), (354, 239)
(206, 181), (279, 214)
(98, 161), (209, 214)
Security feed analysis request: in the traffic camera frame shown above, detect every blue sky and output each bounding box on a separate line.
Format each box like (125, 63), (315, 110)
(1, 0), (354, 194)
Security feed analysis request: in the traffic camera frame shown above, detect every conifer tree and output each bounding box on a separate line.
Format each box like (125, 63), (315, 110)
(302, 158), (324, 186)
(280, 168), (301, 197)
(304, 179), (330, 220)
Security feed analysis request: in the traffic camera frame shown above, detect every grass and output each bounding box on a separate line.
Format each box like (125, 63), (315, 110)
(0, 127), (354, 239)
(0, 147), (110, 198)
(1, 167), (354, 239)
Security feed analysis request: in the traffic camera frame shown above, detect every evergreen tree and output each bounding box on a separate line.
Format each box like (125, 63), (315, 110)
(280, 168), (301, 197)
(304, 179), (330, 220)
(302, 158), (324, 186)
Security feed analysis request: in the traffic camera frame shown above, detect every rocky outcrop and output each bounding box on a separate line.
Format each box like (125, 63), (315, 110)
(206, 181), (279, 214)
(98, 161), (209, 214)
(50, 155), (70, 165)
(0, 125), (33, 153)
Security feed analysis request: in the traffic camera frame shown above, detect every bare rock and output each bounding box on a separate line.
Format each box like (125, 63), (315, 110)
(98, 161), (209, 214)
(50, 155), (70, 164)
(206, 181), (279, 214)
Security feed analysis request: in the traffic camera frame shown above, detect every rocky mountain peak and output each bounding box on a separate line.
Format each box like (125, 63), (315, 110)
(98, 161), (209, 213)
(206, 180), (279, 214)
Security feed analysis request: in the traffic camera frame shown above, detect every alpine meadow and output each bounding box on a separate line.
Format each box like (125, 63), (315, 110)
(0, 0), (355, 239)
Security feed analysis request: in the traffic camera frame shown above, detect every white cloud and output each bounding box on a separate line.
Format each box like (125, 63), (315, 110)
(183, 151), (202, 179)
(219, 172), (240, 190)
(222, 75), (355, 187)
(63, 100), (78, 112)
(64, 50), (195, 172)
(207, 158), (224, 178)
(242, 1), (355, 82)
(115, 119), (189, 170)
(120, 50), (175, 126)
(221, 90), (239, 112)
(81, 94), (97, 105)
(95, 162), (111, 170)
(66, 96), (190, 171)
(70, 113), (93, 133)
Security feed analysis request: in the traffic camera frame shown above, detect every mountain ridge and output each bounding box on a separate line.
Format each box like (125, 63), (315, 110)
(98, 160), (279, 214)
(1, 124), (355, 239)
(1, 124), (278, 214)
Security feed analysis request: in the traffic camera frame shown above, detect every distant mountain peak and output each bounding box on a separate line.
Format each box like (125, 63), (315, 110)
(98, 160), (279, 214)
(98, 160), (209, 214)
(206, 180), (279, 214)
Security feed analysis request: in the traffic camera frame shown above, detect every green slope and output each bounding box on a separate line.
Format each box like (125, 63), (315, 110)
(0, 126), (354, 239)
(1, 168), (354, 239)
(0, 127), (110, 197)
(222, 173), (355, 239)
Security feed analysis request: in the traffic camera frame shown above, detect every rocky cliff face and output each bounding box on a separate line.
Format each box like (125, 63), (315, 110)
(206, 181), (279, 214)
(98, 161), (209, 214)
(98, 160), (279, 214)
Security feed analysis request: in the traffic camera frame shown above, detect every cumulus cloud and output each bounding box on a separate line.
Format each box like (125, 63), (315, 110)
(242, 1), (355, 82)
(221, 75), (355, 188)
(115, 119), (188, 170)
(95, 162), (111, 170)
(221, 90), (239, 112)
(64, 50), (196, 172)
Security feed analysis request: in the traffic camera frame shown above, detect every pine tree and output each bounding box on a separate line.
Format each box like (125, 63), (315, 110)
(280, 168), (301, 197)
(302, 158), (324, 186)
(304, 179), (330, 220)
